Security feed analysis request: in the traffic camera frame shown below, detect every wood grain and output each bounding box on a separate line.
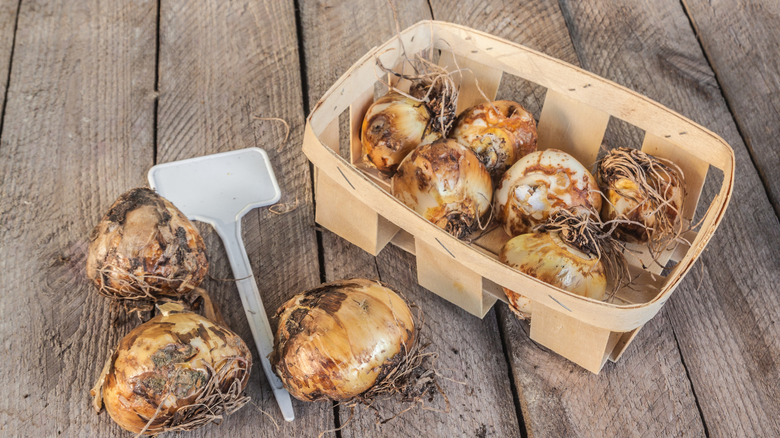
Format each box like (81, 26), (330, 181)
(500, 306), (706, 437)
(0, 0), (156, 435)
(558, 0), (780, 435)
(0, 0), (18, 113)
(156, 0), (329, 435)
(682, 0), (780, 216)
(300, 1), (522, 435)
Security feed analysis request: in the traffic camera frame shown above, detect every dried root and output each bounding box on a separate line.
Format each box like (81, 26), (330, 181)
(134, 357), (251, 437)
(597, 147), (687, 261)
(535, 209), (632, 296)
(376, 53), (459, 138)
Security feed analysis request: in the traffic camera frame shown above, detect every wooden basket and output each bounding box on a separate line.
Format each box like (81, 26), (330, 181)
(302, 21), (734, 373)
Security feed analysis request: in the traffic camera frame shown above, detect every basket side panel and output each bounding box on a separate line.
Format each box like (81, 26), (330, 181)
(315, 171), (399, 256)
(349, 87), (374, 166)
(537, 89), (609, 166)
(530, 302), (623, 373)
(415, 238), (496, 318)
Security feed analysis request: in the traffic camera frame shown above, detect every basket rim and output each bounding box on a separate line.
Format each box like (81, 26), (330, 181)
(303, 20), (735, 331)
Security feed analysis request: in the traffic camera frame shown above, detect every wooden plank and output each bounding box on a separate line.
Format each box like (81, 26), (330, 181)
(0, 0), (18, 112)
(0, 0), (156, 435)
(558, 0), (780, 436)
(156, 0), (329, 435)
(500, 306), (706, 437)
(300, 1), (523, 435)
(682, 0), (780, 216)
(428, 0), (708, 435)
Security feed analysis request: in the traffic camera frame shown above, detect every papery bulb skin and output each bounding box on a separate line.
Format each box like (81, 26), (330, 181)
(500, 232), (607, 317)
(86, 187), (208, 301)
(271, 279), (415, 402)
(451, 100), (537, 179)
(494, 149), (601, 237)
(501, 232), (607, 299)
(392, 139), (493, 239)
(94, 306), (251, 435)
(361, 92), (441, 176)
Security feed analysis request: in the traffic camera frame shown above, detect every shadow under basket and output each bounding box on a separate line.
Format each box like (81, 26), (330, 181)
(302, 21), (734, 374)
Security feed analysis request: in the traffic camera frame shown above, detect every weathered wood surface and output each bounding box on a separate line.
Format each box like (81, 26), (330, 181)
(156, 0), (330, 435)
(0, 1), (156, 436)
(683, 0), (780, 216)
(300, 1), (522, 436)
(429, 1), (707, 437)
(0, 0), (18, 114)
(558, 0), (780, 436)
(1, 0), (779, 437)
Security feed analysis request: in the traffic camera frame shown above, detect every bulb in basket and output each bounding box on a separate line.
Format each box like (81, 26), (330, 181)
(450, 100), (538, 180)
(500, 209), (629, 318)
(494, 149), (602, 237)
(596, 147), (686, 255)
(392, 138), (493, 240)
(361, 56), (458, 176)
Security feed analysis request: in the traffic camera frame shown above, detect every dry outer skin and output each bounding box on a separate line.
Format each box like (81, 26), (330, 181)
(86, 188), (208, 300)
(92, 308), (251, 435)
(500, 232), (607, 305)
(392, 139), (492, 239)
(271, 279), (415, 402)
(494, 149), (601, 237)
(451, 100), (538, 179)
(361, 92), (441, 176)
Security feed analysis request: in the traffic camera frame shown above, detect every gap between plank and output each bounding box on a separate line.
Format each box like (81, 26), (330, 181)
(291, 0), (326, 287)
(424, 0), (434, 19)
(555, 0), (586, 67)
(0, 0), (23, 151)
(292, 0), (335, 434)
(678, 0), (779, 220)
(495, 313), (530, 438)
(148, 0), (161, 322)
(153, 0), (161, 164)
(666, 311), (711, 437)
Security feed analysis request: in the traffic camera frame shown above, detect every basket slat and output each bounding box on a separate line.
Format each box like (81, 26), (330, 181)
(349, 87), (374, 166)
(416, 239), (497, 317)
(315, 171), (399, 256)
(530, 302), (624, 373)
(537, 89), (609, 166)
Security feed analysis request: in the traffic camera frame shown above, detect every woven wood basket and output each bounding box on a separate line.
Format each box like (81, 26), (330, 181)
(302, 21), (734, 373)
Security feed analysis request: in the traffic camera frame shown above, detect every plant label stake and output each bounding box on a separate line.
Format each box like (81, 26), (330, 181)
(148, 148), (294, 421)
